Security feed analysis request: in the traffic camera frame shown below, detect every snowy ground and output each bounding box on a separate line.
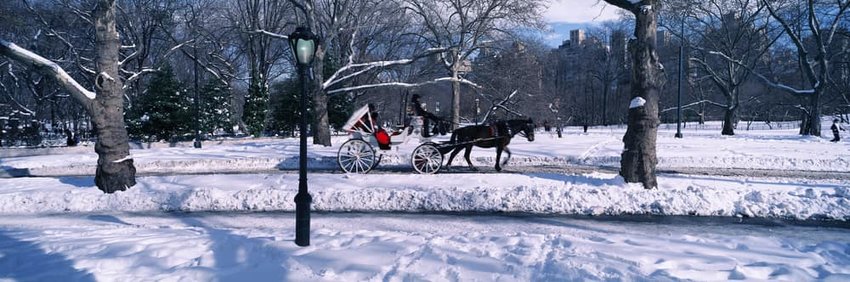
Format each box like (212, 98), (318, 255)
(1, 122), (849, 280)
(1, 213), (849, 281)
(1, 122), (847, 176)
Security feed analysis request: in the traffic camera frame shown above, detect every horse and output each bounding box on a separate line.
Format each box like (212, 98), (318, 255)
(445, 118), (535, 172)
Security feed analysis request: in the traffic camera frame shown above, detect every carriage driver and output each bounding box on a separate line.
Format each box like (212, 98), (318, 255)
(411, 94), (439, 137)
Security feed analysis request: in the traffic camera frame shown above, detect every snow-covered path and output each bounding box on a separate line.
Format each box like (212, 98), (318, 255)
(2, 125), (847, 177)
(1, 213), (848, 281)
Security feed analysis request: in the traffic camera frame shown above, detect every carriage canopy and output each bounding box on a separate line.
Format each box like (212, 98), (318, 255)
(342, 105), (376, 134)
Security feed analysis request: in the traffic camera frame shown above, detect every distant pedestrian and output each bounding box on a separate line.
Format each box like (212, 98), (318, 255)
(831, 119), (845, 142)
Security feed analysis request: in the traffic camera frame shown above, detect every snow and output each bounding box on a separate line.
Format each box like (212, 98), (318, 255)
(112, 155), (133, 163)
(1, 123), (849, 280)
(629, 97), (646, 108)
(1, 213), (849, 281)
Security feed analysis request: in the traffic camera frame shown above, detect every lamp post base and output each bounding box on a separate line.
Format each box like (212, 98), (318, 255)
(674, 132), (683, 138)
(193, 140), (202, 148)
(294, 191), (312, 247)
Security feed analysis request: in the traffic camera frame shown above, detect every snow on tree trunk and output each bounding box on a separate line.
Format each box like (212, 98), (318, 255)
(92, 0), (136, 193)
(615, 0), (661, 189)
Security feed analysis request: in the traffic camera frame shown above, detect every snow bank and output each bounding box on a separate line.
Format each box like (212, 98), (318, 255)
(1, 172), (847, 221)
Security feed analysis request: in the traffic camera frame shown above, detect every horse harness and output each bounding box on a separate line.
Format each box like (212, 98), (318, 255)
(487, 122), (513, 140)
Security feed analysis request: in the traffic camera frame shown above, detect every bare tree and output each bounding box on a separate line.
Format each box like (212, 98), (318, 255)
(668, 0), (778, 135)
(1, 0), (136, 193)
(400, 0), (545, 129)
(758, 0), (850, 135)
(586, 25), (629, 126)
(602, 0), (663, 189)
(227, 0), (293, 136)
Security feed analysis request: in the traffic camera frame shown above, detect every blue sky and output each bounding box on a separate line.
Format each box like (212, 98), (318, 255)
(542, 0), (621, 47)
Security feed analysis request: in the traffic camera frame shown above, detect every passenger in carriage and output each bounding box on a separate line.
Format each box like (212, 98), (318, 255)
(363, 104), (392, 150)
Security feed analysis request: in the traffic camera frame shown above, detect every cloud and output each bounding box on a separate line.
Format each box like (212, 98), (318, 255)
(544, 0), (621, 23)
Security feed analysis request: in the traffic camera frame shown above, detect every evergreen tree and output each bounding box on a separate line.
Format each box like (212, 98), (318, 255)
(322, 55), (353, 132)
(126, 65), (191, 141)
(199, 80), (233, 136)
(268, 78), (309, 136)
(243, 71), (268, 136)
(328, 93), (352, 131)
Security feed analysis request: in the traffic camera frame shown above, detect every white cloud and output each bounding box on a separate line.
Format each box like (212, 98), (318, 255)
(544, 0), (621, 23)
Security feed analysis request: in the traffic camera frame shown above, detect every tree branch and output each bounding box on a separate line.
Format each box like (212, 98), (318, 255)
(0, 39), (95, 112)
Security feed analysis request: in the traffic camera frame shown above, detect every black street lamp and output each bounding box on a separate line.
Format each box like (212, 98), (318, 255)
(675, 17), (685, 139)
(288, 26), (319, 247)
(193, 43), (202, 149)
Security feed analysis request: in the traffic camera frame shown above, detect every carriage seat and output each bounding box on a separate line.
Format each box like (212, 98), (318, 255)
(375, 129), (391, 150)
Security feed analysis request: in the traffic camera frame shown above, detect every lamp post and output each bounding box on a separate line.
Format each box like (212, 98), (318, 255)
(192, 37), (202, 149)
(675, 17), (685, 139)
(288, 26), (319, 247)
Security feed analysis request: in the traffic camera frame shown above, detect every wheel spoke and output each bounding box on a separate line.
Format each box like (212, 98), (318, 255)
(338, 139), (376, 174)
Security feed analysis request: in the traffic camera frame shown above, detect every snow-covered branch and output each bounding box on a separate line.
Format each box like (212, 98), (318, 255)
(164, 39), (195, 58)
(660, 100), (727, 113)
(0, 39), (96, 109)
(323, 47), (448, 90)
(251, 29), (289, 40)
(326, 76), (479, 95)
(324, 59), (413, 89)
(122, 68), (159, 88)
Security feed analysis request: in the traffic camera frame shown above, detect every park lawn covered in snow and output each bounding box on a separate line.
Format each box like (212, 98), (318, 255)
(1, 122), (849, 281)
(1, 122), (848, 176)
(0, 122), (848, 219)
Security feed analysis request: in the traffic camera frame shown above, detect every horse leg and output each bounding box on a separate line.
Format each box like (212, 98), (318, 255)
(501, 146), (512, 166)
(463, 145), (477, 171)
(446, 147), (462, 169)
(495, 146), (503, 171)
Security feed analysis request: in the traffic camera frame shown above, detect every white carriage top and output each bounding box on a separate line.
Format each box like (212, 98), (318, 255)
(342, 104), (378, 134)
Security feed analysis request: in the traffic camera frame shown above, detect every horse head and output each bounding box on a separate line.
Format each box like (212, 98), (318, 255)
(507, 118), (534, 142)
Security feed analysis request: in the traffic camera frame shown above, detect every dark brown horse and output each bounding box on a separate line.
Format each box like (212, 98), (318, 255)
(445, 119), (535, 171)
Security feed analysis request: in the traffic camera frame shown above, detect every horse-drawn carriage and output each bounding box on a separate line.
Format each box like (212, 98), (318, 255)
(337, 104), (535, 174)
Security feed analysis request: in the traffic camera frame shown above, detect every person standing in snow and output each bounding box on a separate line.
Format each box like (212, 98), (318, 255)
(831, 119), (845, 142)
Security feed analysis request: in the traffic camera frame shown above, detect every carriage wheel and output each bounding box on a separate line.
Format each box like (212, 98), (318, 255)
(338, 139), (377, 174)
(411, 143), (443, 174)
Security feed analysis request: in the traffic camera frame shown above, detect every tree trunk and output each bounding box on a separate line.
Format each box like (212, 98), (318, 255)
(804, 92), (821, 136)
(92, 0), (136, 193)
(602, 82), (609, 126)
(451, 70), (460, 130)
(799, 110), (810, 135)
(312, 46), (331, 146)
(721, 107), (736, 135)
(450, 48), (461, 130)
(619, 1), (661, 189)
